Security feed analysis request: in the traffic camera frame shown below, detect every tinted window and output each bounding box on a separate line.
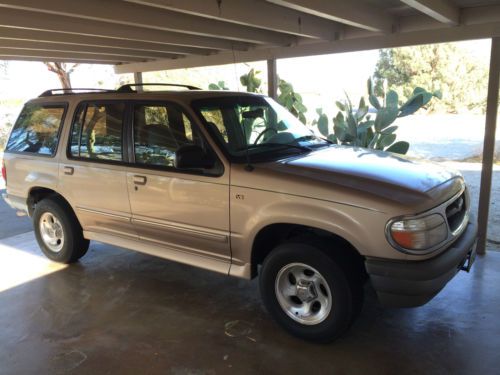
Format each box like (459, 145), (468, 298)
(6, 104), (65, 155)
(70, 103), (124, 161)
(194, 96), (326, 162)
(133, 104), (199, 167)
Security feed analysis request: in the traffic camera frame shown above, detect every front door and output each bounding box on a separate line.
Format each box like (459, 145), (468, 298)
(125, 102), (230, 271)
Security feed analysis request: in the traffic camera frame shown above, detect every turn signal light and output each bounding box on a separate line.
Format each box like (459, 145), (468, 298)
(388, 214), (448, 251)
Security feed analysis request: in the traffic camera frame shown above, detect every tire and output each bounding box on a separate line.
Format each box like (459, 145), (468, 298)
(33, 196), (89, 263)
(260, 242), (362, 343)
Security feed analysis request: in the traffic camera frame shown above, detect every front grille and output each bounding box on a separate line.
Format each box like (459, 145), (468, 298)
(446, 193), (467, 233)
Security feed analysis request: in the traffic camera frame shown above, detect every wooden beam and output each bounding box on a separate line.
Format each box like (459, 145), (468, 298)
(401, 0), (460, 25)
(0, 0), (294, 45)
(0, 39), (183, 60)
(266, 0), (393, 33)
(114, 17), (500, 73)
(0, 8), (251, 51)
(0, 48), (146, 62)
(477, 37), (500, 255)
(0, 27), (216, 56)
(267, 59), (278, 99)
(0, 56), (119, 64)
(126, 0), (343, 41)
(134, 72), (143, 92)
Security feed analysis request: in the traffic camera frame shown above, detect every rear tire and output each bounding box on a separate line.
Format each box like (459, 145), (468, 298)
(33, 197), (89, 263)
(260, 242), (361, 343)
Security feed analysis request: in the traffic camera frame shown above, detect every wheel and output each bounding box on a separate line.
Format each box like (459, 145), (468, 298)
(33, 196), (89, 263)
(260, 242), (361, 343)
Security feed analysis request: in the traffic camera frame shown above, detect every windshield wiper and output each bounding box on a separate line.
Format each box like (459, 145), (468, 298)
(292, 135), (332, 144)
(237, 143), (312, 152)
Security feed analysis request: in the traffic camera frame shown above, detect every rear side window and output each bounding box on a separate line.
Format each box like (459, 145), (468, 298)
(6, 104), (65, 155)
(69, 102), (124, 162)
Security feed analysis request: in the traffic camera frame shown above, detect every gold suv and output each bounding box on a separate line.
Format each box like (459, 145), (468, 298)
(2, 84), (477, 342)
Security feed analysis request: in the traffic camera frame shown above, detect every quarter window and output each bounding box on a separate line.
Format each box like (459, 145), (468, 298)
(6, 104), (65, 155)
(70, 103), (124, 161)
(133, 104), (199, 167)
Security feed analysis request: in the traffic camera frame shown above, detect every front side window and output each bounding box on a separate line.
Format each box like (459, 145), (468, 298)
(194, 96), (328, 162)
(70, 102), (124, 161)
(6, 104), (65, 155)
(133, 103), (200, 167)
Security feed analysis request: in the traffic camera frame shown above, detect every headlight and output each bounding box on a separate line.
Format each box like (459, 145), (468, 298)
(388, 214), (448, 252)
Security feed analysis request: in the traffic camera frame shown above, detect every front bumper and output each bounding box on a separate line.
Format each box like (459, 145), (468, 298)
(365, 219), (478, 307)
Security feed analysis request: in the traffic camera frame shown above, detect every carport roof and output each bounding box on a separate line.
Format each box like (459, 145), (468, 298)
(0, 0), (499, 73)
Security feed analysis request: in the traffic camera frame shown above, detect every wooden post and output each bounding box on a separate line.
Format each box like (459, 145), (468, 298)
(133, 71), (143, 92)
(477, 37), (500, 255)
(267, 59), (278, 99)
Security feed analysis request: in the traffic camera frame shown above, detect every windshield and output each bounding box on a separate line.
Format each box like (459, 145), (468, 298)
(193, 96), (328, 161)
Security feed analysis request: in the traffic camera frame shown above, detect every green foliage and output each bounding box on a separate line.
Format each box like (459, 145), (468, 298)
(317, 79), (440, 154)
(208, 80), (229, 90)
(373, 44), (488, 113)
(277, 79), (308, 124)
(211, 68), (309, 125)
(240, 68), (262, 93)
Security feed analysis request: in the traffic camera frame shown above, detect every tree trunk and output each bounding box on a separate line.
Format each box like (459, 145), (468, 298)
(44, 62), (78, 89)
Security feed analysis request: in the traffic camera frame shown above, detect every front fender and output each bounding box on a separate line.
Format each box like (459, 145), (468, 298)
(229, 187), (388, 269)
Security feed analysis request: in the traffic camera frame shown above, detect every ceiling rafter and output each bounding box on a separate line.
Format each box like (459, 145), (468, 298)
(266, 0), (394, 33)
(0, 56), (125, 64)
(0, 27), (216, 56)
(0, 0), (295, 45)
(125, 0), (343, 41)
(0, 8), (251, 51)
(0, 39), (184, 60)
(0, 49), (145, 63)
(114, 6), (500, 73)
(401, 0), (460, 25)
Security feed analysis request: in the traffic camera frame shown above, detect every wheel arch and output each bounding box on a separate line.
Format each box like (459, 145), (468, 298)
(27, 186), (77, 223)
(250, 223), (366, 280)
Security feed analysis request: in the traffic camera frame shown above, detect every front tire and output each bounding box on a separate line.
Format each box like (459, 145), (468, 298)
(33, 197), (89, 263)
(260, 242), (360, 343)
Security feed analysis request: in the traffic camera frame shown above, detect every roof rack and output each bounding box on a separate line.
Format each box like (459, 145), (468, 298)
(116, 83), (201, 92)
(39, 88), (114, 97)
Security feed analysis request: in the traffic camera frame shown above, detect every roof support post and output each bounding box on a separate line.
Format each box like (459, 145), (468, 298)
(477, 37), (500, 255)
(267, 59), (278, 100)
(134, 71), (143, 92)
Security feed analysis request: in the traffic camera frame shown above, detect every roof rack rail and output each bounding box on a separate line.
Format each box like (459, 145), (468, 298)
(116, 83), (201, 92)
(39, 88), (114, 97)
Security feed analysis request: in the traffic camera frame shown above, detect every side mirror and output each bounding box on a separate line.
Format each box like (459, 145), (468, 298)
(175, 144), (216, 170)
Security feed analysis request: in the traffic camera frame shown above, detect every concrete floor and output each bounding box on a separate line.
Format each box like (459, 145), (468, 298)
(0, 230), (499, 375)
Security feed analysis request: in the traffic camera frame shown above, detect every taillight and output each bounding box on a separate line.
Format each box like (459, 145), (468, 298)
(1, 159), (6, 183)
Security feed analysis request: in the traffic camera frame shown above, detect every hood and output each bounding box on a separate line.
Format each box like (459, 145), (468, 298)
(287, 146), (457, 193)
(248, 145), (464, 213)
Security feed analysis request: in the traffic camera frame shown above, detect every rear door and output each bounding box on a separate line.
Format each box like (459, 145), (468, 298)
(58, 101), (135, 238)
(125, 101), (230, 272)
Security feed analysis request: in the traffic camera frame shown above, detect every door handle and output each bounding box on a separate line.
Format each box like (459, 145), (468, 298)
(63, 166), (74, 176)
(133, 175), (147, 185)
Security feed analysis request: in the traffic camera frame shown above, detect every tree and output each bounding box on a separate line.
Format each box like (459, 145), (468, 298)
(373, 43), (489, 113)
(0, 60), (8, 78)
(44, 62), (79, 89)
